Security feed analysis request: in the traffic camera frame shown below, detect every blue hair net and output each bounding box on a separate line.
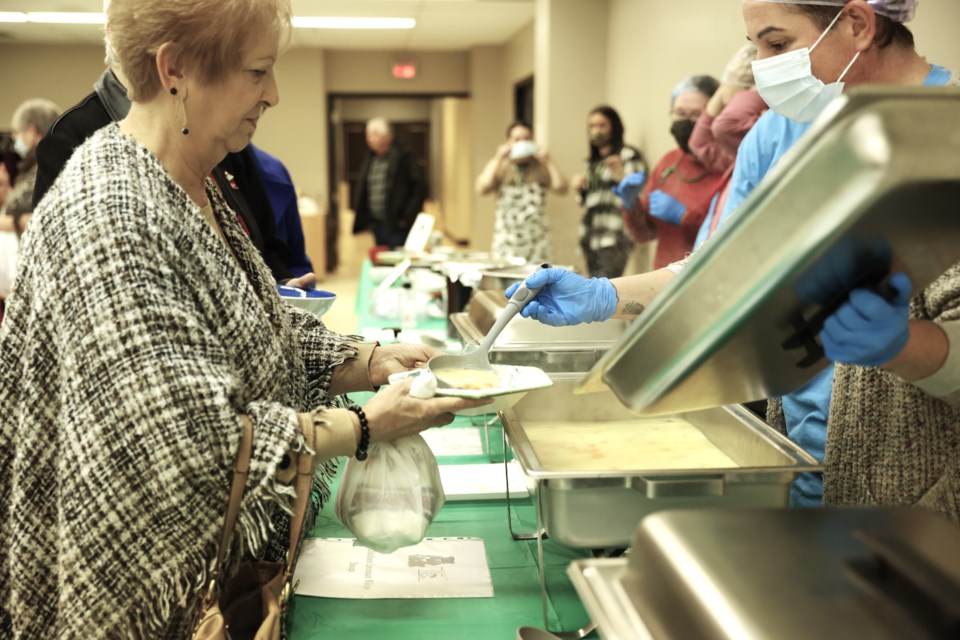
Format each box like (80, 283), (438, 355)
(751, 0), (918, 24)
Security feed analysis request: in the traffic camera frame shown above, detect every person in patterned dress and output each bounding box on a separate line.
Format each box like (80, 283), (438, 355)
(571, 106), (647, 278)
(476, 121), (567, 263)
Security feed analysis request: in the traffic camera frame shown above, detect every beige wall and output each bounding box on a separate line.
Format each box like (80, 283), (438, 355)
(0, 43), (106, 129)
(324, 50), (470, 94)
(0, 43), (328, 205)
(909, 1), (960, 73)
(535, 0), (610, 270)
(338, 98), (432, 121)
(255, 47), (327, 201)
(608, 0), (745, 164)
(439, 98), (474, 241)
(505, 22), (535, 85)
(469, 45), (511, 251)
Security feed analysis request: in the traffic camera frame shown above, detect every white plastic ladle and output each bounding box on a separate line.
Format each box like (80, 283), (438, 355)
(427, 263), (548, 387)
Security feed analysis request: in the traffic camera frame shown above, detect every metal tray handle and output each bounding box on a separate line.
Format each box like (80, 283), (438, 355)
(630, 475), (726, 498)
(845, 529), (960, 637)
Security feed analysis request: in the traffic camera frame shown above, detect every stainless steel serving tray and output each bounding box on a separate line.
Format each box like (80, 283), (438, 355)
(568, 507), (960, 640)
(578, 87), (960, 415)
(477, 263), (573, 291)
(500, 378), (820, 548)
(451, 289), (626, 372)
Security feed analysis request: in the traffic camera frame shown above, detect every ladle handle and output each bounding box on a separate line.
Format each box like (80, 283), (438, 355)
(478, 263), (550, 354)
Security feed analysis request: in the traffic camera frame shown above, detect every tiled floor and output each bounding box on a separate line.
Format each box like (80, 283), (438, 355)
(316, 214), (373, 335)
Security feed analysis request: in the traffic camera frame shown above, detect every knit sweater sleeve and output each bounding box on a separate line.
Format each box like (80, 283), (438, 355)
(284, 306), (373, 405)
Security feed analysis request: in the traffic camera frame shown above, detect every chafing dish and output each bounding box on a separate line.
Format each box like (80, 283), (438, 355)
(578, 86), (960, 414)
(451, 290), (626, 373)
(568, 506), (960, 640)
(500, 378), (820, 549)
(477, 263), (573, 291)
(434, 255), (526, 330)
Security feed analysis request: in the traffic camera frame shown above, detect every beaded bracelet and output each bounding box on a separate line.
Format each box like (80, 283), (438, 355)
(348, 406), (371, 460)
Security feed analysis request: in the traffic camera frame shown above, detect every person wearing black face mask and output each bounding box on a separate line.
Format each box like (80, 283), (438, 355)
(623, 75), (725, 269)
(670, 118), (698, 155)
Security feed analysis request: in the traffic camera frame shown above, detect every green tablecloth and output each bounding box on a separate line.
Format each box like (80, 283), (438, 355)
(354, 259), (448, 333)
(289, 266), (597, 639)
(289, 421), (594, 639)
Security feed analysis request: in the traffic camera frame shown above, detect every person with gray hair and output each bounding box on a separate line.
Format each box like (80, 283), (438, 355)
(621, 74), (724, 269)
(366, 115), (391, 137)
(0, 98), (60, 232)
(351, 116), (428, 248)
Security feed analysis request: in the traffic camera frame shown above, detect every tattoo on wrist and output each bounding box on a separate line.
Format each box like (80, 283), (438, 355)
(622, 301), (646, 316)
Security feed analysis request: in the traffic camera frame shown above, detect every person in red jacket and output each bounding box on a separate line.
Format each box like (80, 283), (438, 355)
(622, 75), (725, 269)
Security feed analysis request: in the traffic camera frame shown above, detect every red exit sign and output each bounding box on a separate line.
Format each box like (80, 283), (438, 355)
(392, 60), (417, 80)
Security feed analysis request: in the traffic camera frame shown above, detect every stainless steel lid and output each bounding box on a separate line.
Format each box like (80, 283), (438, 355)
(578, 86), (960, 414)
(568, 507), (960, 640)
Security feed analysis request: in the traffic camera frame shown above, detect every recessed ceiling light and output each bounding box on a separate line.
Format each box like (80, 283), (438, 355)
(0, 12), (105, 24)
(0, 12), (416, 29)
(27, 12), (106, 24)
(292, 17), (415, 30)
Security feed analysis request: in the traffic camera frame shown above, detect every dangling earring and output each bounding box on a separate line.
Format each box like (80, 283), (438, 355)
(170, 86), (189, 135)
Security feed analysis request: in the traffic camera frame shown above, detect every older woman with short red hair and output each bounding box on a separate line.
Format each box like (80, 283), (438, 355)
(0, 1), (486, 636)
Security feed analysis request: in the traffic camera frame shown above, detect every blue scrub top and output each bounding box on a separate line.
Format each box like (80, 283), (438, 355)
(703, 63), (954, 506)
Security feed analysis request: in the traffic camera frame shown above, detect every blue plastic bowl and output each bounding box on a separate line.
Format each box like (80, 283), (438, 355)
(276, 285), (337, 317)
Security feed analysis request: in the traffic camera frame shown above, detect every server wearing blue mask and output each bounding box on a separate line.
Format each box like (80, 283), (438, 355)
(725, 0), (957, 508)
(721, 0), (953, 232)
(507, 0), (960, 522)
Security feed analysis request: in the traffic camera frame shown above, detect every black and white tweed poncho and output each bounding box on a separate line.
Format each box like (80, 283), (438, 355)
(0, 124), (356, 638)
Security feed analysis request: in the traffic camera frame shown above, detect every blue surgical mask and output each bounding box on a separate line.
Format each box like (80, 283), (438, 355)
(751, 9), (861, 123)
(13, 135), (29, 159)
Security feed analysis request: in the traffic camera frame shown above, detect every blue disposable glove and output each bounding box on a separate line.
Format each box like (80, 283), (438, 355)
(819, 272), (912, 366)
(504, 267), (618, 326)
(648, 190), (686, 225)
(611, 171), (646, 207)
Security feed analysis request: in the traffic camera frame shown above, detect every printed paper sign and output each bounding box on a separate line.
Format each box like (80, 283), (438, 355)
(294, 537), (494, 599)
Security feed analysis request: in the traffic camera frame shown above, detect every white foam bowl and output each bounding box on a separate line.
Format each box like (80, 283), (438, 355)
(388, 364), (554, 417)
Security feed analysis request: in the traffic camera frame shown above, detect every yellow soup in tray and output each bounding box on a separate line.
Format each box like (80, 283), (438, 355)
(522, 418), (740, 471)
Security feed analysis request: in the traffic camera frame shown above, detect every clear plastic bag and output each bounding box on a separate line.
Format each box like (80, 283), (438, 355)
(335, 434), (446, 553)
